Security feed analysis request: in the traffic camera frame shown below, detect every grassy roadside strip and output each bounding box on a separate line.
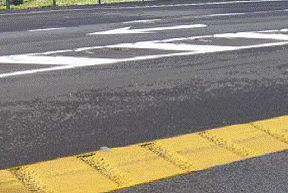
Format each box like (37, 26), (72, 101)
(0, 0), (145, 10)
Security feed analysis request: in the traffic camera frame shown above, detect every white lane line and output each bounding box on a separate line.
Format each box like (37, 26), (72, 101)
(280, 29), (288, 33)
(214, 31), (288, 40)
(29, 46), (107, 56)
(205, 12), (247, 17)
(122, 0), (286, 9)
(258, 29), (288, 33)
(74, 46), (105, 52)
(0, 52), (192, 78)
(0, 55), (117, 65)
(149, 28), (288, 43)
(28, 49), (74, 55)
(235, 40), (288, 49)
(106, 42), (236, 51)
(87, 24), (207, 35)
(143, 0), (286, 8)
(257, 29), (280, 33)
(155, 35), (214, 43)
(28, 27), (66, 32)
(162, 9), (286, 21)
(122, 19), (161, 24)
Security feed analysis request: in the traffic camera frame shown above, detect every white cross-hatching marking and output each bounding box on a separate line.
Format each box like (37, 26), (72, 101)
(1, 29), (288, 78)
(86, 24), (207, 35)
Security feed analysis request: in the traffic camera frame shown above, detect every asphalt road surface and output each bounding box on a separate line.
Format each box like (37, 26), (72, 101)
(112, 150), (288, 193)
(1, 0), (288, 192)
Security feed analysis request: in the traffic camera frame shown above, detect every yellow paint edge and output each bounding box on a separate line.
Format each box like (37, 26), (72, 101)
(141, 142), (195, 171)
(10, 166), (49, 193)
(250, 122), (288, 144)
(77, 153), (131, 186)
(1, 115), (288, 193)
(198, 130), (255, 157)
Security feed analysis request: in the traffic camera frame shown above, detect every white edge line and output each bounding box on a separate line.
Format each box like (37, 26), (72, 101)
(28, 27), (66, 32)
(205, 12), (248, 17)
(122, 19), (161, 24)
(29, 49), (74, 55)
(0, 0), (285, 16)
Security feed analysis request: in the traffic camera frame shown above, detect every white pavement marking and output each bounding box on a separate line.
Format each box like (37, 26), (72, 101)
(0, 55), (117, 65)
(29, 49), (75, 55)
(1, 41), (288, 78)
(106, 42), (236, 51)
(204, 12), (247, 17)
(2, 29), (288, 78)
(257, 29), (280, 33)
(164, 9), (286, 20)
(280, 29), (288, 33)
(28, 27), (66, 32)
(140, 0), (287, 9)
(0, 52), (191, 78)
(156, 35), (214, 43)
(86, 24), (207, 35)
(122, 19), (161, 24)
(214, 31), (288, 40)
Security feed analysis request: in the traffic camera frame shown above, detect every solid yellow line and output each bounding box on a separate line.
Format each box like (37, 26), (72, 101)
(1, 115), (288, 193)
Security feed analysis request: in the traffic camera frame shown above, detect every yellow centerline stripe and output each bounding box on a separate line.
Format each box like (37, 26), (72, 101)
(1, 115), (288, 193)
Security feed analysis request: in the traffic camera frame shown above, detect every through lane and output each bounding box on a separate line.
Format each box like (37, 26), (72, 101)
(0, 0), (288, 171)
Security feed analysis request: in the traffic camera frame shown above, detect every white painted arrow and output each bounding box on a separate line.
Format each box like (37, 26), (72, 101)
(86, 24), (207, 35)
